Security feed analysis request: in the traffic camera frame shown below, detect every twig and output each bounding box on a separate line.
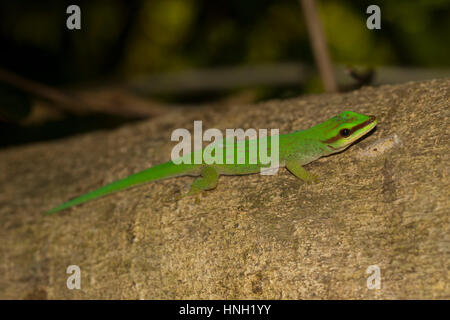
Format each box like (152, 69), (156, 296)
(127, 64), (450, 95)
(0, 68), (87, 114)
(299, 0), (338, 92)
(0, 68), (159, 118)
(129, 63), (313, 95)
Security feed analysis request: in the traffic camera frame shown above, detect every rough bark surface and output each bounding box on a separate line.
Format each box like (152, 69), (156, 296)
(0, 79), (448, 299)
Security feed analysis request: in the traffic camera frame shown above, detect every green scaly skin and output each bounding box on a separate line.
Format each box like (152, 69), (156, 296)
(46, 111), (377, 215)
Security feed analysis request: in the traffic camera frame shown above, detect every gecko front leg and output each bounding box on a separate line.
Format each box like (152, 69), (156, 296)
(285, 160), (319, 184)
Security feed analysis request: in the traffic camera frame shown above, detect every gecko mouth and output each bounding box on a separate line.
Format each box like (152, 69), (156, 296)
(344, 117), (377, 145)
(349, 115), (376, 134)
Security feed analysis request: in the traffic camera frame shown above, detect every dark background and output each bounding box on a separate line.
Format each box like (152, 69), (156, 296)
(0, 0), (449, 147)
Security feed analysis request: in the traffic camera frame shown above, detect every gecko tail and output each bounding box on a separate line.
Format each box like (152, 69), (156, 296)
(45, 161), (195, 215)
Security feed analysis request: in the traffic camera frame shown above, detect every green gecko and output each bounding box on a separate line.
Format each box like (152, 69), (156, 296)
(46, 111), (377, 215)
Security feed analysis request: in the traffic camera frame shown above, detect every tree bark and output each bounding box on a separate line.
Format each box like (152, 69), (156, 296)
(0, 79), (448, 299)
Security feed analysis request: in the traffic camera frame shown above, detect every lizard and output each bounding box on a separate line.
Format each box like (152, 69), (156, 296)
(46, 111), (377, 215)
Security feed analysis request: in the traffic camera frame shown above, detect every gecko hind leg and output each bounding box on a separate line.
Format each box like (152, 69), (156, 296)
(187, 166), (219, 196)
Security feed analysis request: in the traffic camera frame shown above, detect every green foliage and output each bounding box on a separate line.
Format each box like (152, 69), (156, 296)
(320, 1), (393, 65)
(123, 0), (197, 74)
(246, 3), (308, 63)
(0, 0), (448, 94)
(380, 0), (450, 66)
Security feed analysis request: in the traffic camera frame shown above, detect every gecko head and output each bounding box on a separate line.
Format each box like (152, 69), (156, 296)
(319, 111), (377, 153)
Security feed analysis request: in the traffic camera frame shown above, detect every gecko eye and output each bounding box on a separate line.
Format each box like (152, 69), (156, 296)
(340, 128), (351, 137)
